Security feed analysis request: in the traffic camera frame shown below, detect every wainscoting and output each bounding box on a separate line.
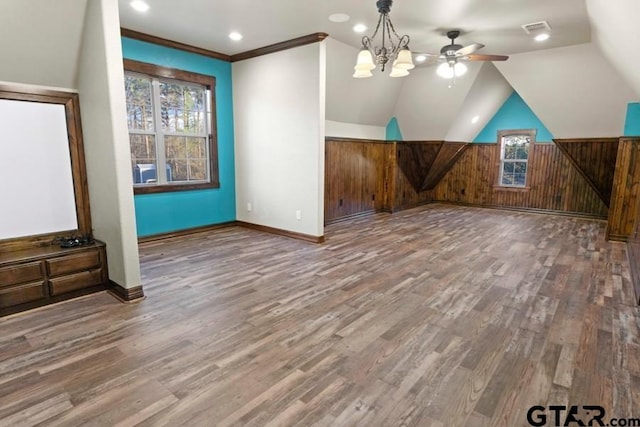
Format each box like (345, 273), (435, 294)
(617, 138), (640, 302)
(324, 139), (392, 221)
(325, 137), (617, 223)
(629, 202), (640, 304)
(609, 138), (640, 241)
(325, 138), (468, 223)
(432, 142), (609, 218)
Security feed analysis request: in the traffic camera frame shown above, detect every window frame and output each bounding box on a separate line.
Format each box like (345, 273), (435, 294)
(123, 59), (219, 195)
(495, 129), (536, 190)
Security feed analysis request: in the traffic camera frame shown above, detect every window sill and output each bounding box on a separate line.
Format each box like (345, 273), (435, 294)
(492, 185), (531, 192)
(134, 181), (220, 195)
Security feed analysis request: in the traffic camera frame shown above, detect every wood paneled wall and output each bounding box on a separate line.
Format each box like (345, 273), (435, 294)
(393, 141), (437, 211)
(628, 189), (640, 304)
(391, 141), (470, 212)
(325, 139), (392, 222)
(554, 138), (619, 207)
(324, 139), (446, 222)
(326, 138), (615, 223)
(432, 143), (609, 218)
(608, 138), (640, 241)
(395, 141), (441, 192)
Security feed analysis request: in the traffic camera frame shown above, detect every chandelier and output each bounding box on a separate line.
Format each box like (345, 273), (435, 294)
(353, 0), (414, 78)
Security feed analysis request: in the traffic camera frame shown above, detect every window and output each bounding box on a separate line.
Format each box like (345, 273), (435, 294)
(123, 59), (218, 194)
(497, 129), (536, 188)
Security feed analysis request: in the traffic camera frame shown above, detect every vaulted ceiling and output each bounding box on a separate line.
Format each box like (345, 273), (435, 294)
(0, 0), (88, 89)
(1, 0), (638, 141)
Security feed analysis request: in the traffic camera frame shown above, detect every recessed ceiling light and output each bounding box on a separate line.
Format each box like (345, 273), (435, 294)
(329, 13), (350, 23)
(353, 24), (367, 33)
(415, 54), (427, 63)
(130, 0), (149, 12)
(534, 33), (550, 42)
(229, 32), (243, 41)
(471, 115), (480, 124)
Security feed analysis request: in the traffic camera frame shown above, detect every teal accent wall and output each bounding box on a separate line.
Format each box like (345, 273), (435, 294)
(473, 91), (554, 143)
(624, 102), (640, 136)
(386, 117), (403, 141)
(122, 37), (236, 237)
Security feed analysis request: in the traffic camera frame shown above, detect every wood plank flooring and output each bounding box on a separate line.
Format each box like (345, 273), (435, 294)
(1, 204), (639, 426)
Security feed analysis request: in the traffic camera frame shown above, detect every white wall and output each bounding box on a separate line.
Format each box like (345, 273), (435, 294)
(325, 120), (386, 140)
(233, 42), (326, 237)
(586, 0), (640, 98)
(495, 42), (636, 138)
(393, 62), (482, 140)
(0, 0), (87, 88)
(325, 37), (404, 127)
(446, 63), (514, 142)
(76, 0), (141, 289)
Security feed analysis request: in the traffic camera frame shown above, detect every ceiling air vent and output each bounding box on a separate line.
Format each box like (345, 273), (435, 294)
(521, 21), (551, 34)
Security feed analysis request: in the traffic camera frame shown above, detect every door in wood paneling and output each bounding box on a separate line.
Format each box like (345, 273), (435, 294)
(608, 138), (640, 240)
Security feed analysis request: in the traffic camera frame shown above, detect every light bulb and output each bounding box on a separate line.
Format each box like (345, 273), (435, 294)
(437, 62), (454, 79)
(437, 62), (467, 79)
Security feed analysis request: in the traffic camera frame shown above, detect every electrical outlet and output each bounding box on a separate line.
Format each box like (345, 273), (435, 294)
(247, 202), (252, 212)
(296, 210), (301, 220)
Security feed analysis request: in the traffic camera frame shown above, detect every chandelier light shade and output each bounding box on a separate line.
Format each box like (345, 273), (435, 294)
(353, 0), (413, 78)
(394, 49), (415, 70)
(389, 63), (410, 77)
(353, 68), (374, 78)
(353, 49), (376, 77)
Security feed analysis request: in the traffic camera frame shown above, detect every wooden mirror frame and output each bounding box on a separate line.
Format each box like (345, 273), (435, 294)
(0, 84), (92, 253)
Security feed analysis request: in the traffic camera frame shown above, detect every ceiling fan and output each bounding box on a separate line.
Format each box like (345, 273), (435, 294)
(416, 30), (509, 81)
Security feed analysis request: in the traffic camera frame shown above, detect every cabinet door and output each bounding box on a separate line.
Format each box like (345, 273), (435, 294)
(49, 269), (104, 296)
(0, 262), (43, 287)
(46, 250), (101, 277)
(0, 282), (46, 307)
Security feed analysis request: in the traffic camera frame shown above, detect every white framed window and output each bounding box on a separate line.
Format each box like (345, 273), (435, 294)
(497, 129), (536, 188)
(123, 59), (219, 194)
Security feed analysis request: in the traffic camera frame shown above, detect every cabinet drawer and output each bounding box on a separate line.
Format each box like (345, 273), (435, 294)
(0, 262), (43, 287)
(46, 250), (101, 277)
(0, 282), (46, 308)
(49, 269), (104, 296)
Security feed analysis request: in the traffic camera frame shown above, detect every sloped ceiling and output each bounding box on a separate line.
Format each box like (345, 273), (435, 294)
(392, 62), (482, 140)
(325, 38), (404, 126)
(0, 0), (88, 89)
(586, 0), (640, 98)
(445, 63), (513, 142)
(494, 43), (636, 138)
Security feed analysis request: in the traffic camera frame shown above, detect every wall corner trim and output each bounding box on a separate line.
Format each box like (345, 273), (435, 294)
(108, 281), (145, 302)
(237, 221), (325, 243)
(230, 33), (329, 62)
(120, 28), (232, 61)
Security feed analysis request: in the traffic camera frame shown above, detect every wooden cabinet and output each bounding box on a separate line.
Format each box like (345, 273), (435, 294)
(0, 241), (108, 316)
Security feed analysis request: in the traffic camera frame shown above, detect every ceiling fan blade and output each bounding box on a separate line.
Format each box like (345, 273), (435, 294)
(455, 43), (484, 56)
(411, 52), (443, 65)
(467, 53), (509, 61)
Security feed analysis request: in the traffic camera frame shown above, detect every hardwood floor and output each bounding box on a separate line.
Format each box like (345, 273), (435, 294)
(1, 204), (639, 426)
